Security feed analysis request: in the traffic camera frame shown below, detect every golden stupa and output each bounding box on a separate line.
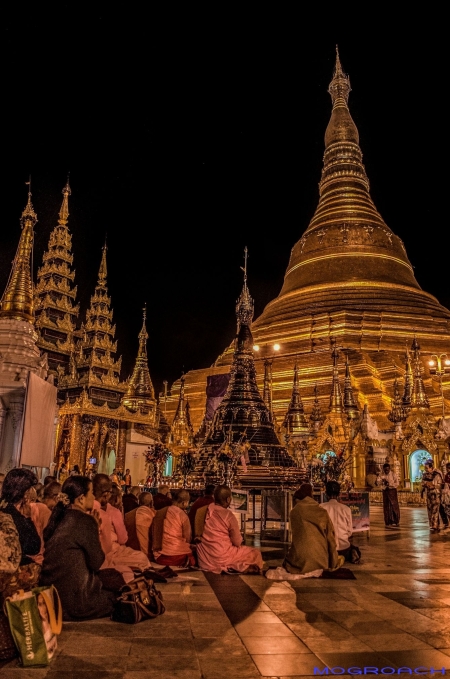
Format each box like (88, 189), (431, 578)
(164, 50), (450, 483)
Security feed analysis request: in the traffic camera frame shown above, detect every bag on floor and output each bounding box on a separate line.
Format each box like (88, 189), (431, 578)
(111, 574), (165, 624)
(4, 585), (62, 667)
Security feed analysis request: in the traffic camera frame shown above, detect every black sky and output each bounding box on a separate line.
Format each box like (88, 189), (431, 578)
(2, 12), (449, 397)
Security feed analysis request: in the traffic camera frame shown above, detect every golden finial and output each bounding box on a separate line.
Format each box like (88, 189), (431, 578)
(0, 182), (37, 323)
(58, 175), (71, 225)
(236, 247), (253, 327)
(328, 45), (351, 110)
(138, 304), (149, 346)
(98, 241), (108, 285)
(21, 178), (37, 222)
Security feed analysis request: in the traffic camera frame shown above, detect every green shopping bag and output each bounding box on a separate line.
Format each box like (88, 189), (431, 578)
(4, 585), (62, 667)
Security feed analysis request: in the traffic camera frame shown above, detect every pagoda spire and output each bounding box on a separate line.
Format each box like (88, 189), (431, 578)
(169, 374), (195, 450)
(402, 346), (414, 413)
(329, 340), (344, 413)
(343, 354), (359, 420)
(98, 241), (108, 286)
(202, 251), (293, 467)
(282, 363), (309, 436)
(35, 178), (79, 376)
(388, 379), (406, 424)
(328, 45), (352, 112)
(262, 358), (273, 422)
(0, 184), (37, 323)
(410, 337), (429, 409)
(122, 305), (156, 413)
(310, 384), (323, 429)
(68, 244), (122, 390)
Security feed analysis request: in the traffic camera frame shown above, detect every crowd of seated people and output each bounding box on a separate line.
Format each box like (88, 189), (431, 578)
(1, 470), (364, 611)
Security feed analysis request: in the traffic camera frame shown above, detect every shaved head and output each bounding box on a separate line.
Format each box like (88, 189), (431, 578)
(174, 489), (190, 506)
(158, 485), (170, 495)
(93, 474), (112, 500)
(214, 485), (231, 507)
(139, 492), (154, 507)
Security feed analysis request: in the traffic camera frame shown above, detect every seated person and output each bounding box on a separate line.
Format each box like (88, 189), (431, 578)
(30, 481), (62, 564)
(196, 485), (263, 574)
(321, 481), (361, 563)
(122, 486), (140, 514)
(0, 469), (41, 597)
(152, 489), (195, 567)
(188, 484), (215, 535)
(40, 476), (119, 621)
(93, 474), (150, 582)
(283, 483), (343, 575)
(125, 492), (156, 558)
(153, 484), (173, 510)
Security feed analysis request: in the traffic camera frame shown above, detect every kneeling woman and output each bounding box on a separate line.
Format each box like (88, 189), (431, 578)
(40, 476), (118, 621)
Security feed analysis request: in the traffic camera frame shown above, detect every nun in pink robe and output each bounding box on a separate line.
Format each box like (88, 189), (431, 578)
(196, 487), (263, 574)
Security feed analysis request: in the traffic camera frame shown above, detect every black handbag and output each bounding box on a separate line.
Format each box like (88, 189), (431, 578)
(111, 575), (165, 624)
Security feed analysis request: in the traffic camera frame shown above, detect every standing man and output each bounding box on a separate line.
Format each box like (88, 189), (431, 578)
(378, 463), (400, 527)
(124, 469), (132, 494)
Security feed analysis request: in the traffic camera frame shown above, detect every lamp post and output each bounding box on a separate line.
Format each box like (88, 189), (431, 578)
(428, 354), (450, 419)
(163, 380), (168, 415)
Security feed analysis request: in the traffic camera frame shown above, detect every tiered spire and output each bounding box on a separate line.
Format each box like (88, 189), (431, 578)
(329, 341), (344, 413)
(35, 179), (80, 375)
(169, 374), (195, 450)
(282, 364), (309, 437)
(309, 384), (324, 430)
(410, 337), (430, 409)
(202, 252), (294, 467)
(343, 355), (359, 420)
(122, 306), (156, 414)
(72, 244), (122, 389)
(388, 379), (406, 424)
(402, 346), (414, 413)
(262, 359), (274, 422)
(0, 186), (37, 323)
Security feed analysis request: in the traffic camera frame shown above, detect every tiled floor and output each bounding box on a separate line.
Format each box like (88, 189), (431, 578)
(1, 506), (450, 678)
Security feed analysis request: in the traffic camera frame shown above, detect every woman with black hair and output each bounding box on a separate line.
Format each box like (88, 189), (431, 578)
(0, 468), (41, 602)
(0, 468), (41, 565)
(40, 476), (119, 621)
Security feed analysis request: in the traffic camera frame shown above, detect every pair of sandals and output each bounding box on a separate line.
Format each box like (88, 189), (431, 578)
(140, 566), (178, 583)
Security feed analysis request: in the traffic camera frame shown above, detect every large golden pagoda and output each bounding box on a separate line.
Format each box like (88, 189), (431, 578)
(164, 50), (450, 486)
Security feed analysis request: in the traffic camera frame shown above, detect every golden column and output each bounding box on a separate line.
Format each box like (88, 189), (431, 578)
(69, 414), (82, 470)
(116, 422), (127, 471)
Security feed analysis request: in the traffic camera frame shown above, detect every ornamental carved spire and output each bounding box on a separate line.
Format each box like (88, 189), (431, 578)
(69, 243), (122, 390)
(262, 359), (273, 422)
(282, 363), (309, 436)
(310, 384), (324, 429)
(329, 340), (344, 413)
(343, 354), (359, 420)
(410, 337), (429, 410)
(0, 185), (36, 323)
(388, 378), (406, 424)
(122, 306), (156, 414)
(35, 178), (80, 376)
(402, 346), (414, 413)
(169, 374), (195, 450)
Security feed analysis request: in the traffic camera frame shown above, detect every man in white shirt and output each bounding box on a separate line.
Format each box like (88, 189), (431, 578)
(322, 481), (360, 563)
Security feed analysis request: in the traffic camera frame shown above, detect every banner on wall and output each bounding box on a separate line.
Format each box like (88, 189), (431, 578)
(20, 372), (57, 468)
(205, 373), (230, 421)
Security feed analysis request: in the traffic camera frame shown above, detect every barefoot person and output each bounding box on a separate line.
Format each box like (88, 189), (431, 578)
(196, 485), (263, 574)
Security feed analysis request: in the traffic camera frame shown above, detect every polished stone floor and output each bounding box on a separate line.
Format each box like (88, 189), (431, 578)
(1, 506), (449, 678)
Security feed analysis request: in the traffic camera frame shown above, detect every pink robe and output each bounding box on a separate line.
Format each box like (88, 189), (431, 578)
(197, 504), (263, 574)
(153, 506), (192, 558)
(135, 506), (156, 556)
(93, 500), (150, 582)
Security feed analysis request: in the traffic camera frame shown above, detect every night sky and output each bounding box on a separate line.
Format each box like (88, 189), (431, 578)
(2, 13), (448, 397)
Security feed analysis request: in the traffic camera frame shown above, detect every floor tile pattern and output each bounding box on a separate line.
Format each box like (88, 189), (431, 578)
(1, 507), (449, 678)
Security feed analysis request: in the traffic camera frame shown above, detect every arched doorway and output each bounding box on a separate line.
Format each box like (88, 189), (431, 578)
(409, 449), (431, 484)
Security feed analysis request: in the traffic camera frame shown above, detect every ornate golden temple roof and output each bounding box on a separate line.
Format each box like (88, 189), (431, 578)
(0, 187), (37, 323)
